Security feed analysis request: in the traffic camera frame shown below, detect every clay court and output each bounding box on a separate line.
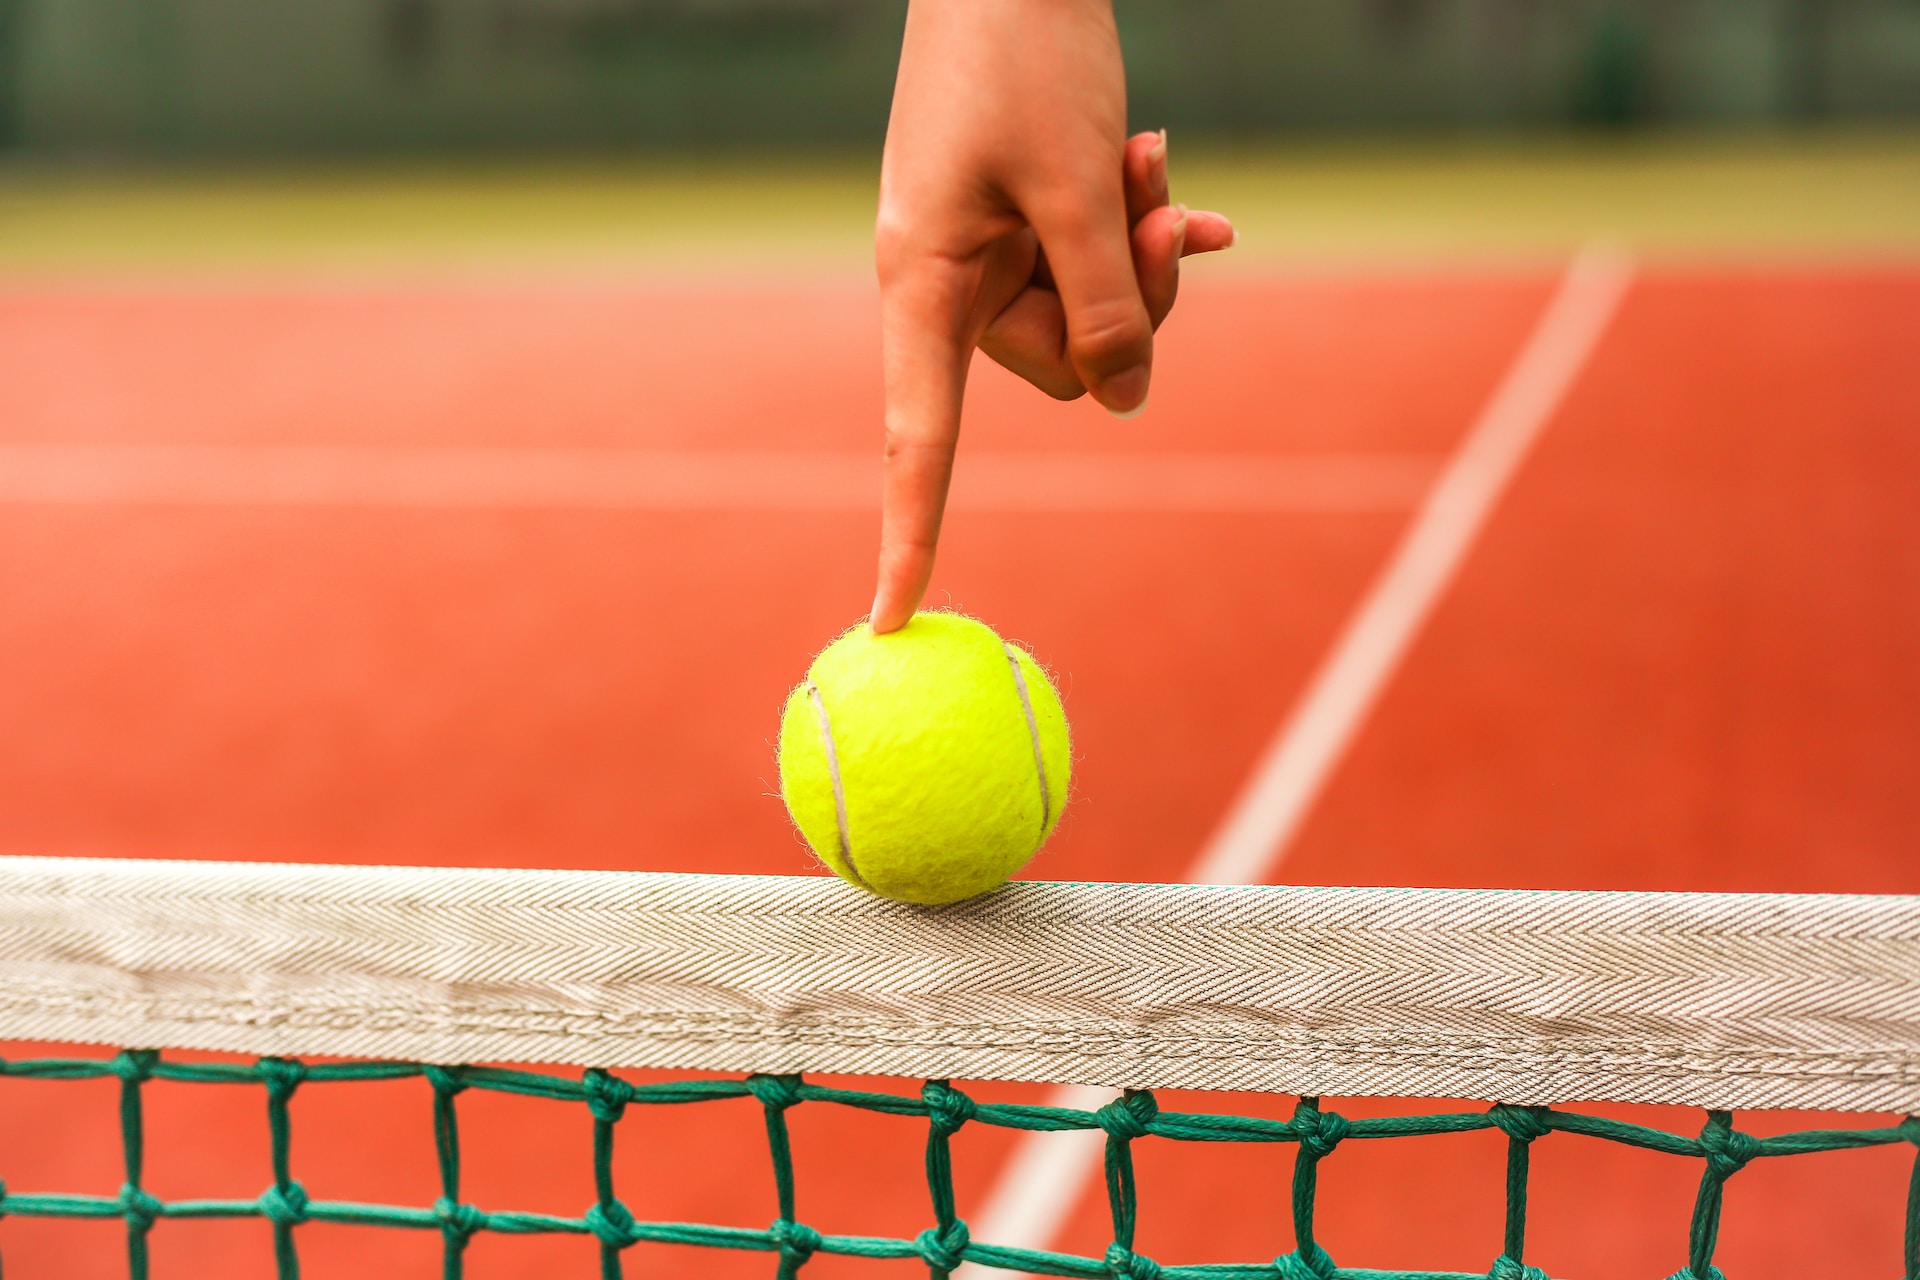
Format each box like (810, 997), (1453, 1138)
(1, 139), (1916, 1277)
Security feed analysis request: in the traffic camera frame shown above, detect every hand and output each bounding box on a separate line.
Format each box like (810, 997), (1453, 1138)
(871, 0), (1234, 634)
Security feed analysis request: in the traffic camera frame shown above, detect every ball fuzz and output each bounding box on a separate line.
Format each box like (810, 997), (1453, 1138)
(778, 611), (1071, 904)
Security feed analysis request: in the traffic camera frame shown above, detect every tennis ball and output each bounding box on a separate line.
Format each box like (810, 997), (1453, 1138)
(778, 610), (1070, 904)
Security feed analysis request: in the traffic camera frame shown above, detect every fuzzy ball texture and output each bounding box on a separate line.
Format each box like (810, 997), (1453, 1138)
(778, 611), (1071, 904)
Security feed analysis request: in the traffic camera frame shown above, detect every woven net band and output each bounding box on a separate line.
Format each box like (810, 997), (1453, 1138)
(1, 855), (1917, 1111)
(1, 856), (1917, 1279)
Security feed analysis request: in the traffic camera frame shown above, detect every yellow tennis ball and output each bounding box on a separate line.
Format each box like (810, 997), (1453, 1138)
(778, 610), (1071, 904)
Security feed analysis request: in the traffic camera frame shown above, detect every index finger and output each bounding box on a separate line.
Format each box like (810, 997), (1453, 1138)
(872, 259), (975, 635)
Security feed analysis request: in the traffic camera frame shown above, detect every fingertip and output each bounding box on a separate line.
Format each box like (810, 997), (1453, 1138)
(1126, 129), (1165, 162)
(1180, 211), (1238, 256)
(1096, 363), (1151, 418)
(869, 591), (905, 635)
(869, 545), (930, 635)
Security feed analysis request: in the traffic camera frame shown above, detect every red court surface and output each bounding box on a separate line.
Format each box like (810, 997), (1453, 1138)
(1, 264), (1916, 1278)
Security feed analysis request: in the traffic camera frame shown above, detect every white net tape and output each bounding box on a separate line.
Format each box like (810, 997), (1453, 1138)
(1, 855), (1915, 1111)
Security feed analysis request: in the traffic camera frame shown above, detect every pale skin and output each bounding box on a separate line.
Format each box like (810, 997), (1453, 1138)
(871, 0), (1236, 633)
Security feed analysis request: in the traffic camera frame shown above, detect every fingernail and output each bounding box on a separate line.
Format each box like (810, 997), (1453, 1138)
(1172, 203), (1189, 255)
(1101, 364), (1151, 419)
(1229, 227), (1241, 250)
(1151, 129), (1169, 201)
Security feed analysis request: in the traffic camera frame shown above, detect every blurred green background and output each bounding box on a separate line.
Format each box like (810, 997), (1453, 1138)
(3, 0), (1919, 156)
(1, 0), (1916, 271)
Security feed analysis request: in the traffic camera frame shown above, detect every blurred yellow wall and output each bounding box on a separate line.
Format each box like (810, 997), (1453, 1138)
(2, 132), (1915, 274)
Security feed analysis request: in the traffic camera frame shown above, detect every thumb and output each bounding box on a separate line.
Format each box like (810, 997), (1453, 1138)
(1028, 182), (1155, 417)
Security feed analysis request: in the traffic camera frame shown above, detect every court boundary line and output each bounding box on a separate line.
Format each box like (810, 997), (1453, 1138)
(954, 244), (1637, 1276)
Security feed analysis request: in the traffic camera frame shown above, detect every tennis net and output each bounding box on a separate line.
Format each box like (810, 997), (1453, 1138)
(1, 855), (1916, 1280)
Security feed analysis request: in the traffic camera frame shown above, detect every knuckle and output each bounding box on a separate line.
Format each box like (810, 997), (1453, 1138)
(873, 212), (913, 281)
(1067, 300), (1152, 373)
(874, 206), (980, 295)
(882, 534), (938, 557)
(882, 426), (950, 468)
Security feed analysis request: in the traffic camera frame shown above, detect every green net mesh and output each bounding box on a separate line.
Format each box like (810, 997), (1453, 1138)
(0, 1050), (1914, 1280)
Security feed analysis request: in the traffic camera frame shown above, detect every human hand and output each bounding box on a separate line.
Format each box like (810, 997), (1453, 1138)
(871, 0), (1234, 634)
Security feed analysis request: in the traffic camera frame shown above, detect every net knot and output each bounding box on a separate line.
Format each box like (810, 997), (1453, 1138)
(748, 1073), (806, 1112)
(1488, 1104), (1551, 1144)
(1489, 1254), (1551, 1280)
(1096, 1091), (1160, 1141)
(1664, 1268), (1727, 1280)
(257, 1057), (308, 1102)
(109, 1049), (159, 1084)
(118, 1184), (163, 1234)
(1104, 1242), (1163, 1279)
(1697, 1114), (1761, 1179)
(1274, 1243), (1339, 1280)
(424, 1065), (470, 1097)
(921, 1080), (976, 1137)
(1897, 1115), (1920, 1147)
(770, 1217), (822, 1266)
(1289, 1099), (1350, 1158)
(914, 1218), (971, 1272)
(433, 1196), (486, 1245)
(585, 1199), (642, 1249)
(583, 1068), (636, 1123)
(258, 1181), (310, 1227)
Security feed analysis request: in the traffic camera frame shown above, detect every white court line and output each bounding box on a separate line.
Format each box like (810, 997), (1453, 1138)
(952, 244), (1636, 1279)
(0, 447), (1433, 514)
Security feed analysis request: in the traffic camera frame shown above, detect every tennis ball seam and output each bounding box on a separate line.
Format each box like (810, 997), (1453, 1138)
(1002, 642), (1053, 836)
(803, 679), (872, 892)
